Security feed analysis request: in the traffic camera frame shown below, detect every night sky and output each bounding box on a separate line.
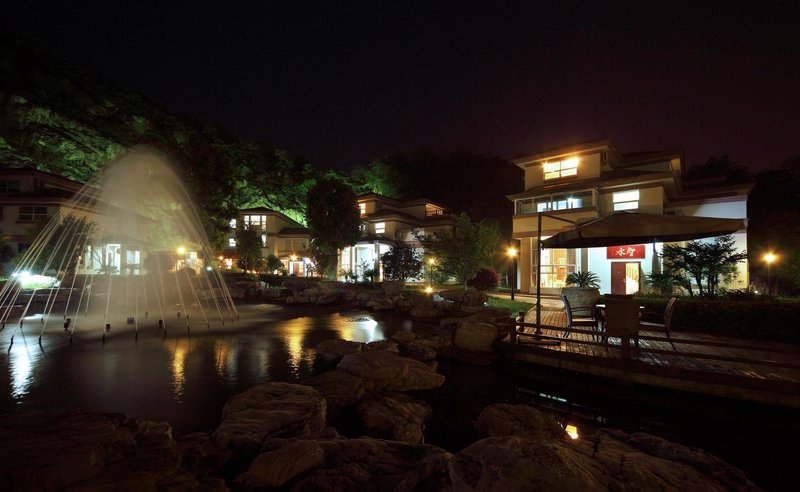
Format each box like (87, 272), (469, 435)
(4, 1), (799, 172)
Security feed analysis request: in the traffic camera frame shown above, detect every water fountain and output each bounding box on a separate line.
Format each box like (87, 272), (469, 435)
(0, 147), (238, 344)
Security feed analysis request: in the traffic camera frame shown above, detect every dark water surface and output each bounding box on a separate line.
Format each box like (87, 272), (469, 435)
(1, 303), (796, 491)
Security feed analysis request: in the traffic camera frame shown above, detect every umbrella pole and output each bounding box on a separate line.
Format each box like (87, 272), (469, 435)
(535, 213), (542, 335)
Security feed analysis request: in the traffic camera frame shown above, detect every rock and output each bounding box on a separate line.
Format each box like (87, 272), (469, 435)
(214, 383), (326, 449)
(236, 440), (326, 489)
(0, 409), (198, 491)
(410, 304), (444, 320)
(366, 296), (396, 311)
(315, 339), (364, 362)
(366, 340), (400, 353)
(449, 432), (761, 492)
(303, 370), (367, 421)
(382, 280), (405, 295)
(453, 322), (503, 352)
(177, 431), (223, 479)
(391, 331), (416, 344)
(290, 438), (452, 491)
(401, 339), (438, 361)
(338, 350), (445, 391)
(286, 294), (311, 304)
(315, 291), (343, 305)
(357, 393), (433, 444)
(439, 289), (488, 306)
(475, 403), (566, 440)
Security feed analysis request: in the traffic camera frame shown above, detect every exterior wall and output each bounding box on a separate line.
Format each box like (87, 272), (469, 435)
(510, 141), (751, 295)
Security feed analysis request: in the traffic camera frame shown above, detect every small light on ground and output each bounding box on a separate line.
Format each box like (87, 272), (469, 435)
(565, 424), (579, 439)
(425, 286), (433, 294)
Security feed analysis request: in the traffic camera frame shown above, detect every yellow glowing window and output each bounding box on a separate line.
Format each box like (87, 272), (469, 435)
(358, 203), (366, 215)
(375, 222), (386, 234)
(613, 190), (640, 211)
(543, 157), (579, 180)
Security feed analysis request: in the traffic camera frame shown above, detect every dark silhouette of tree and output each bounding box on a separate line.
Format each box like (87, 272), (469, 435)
(686, 155), (751, 183)
(661, 234), (747, 297)
(235, 225), (264, 273)
(306, 178), (360, 278)
(381, 241), (423, 281)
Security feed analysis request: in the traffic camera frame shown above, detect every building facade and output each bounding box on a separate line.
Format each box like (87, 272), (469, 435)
(508, 140), (751, 295)
(223, 207), (312, 275)
(338, 193), (457, 281)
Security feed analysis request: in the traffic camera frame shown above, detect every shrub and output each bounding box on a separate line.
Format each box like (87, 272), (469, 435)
(467, 267), (500, 291)
(565, 271), (600, 288)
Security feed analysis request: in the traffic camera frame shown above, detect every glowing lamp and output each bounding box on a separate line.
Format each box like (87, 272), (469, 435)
(425, 286), (433, 294)
(565, 424), (579, 440)
(764, 252), (776, 264)
(507, 247), (517, 258)
(176, 246), (187, 255)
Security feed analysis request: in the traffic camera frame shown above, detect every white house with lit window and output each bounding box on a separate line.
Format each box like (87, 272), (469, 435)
(223, 207), (312, 275)
(508, 140), (751, 295)
(0, 167), (151, 276)
(338, 193), (457, 281)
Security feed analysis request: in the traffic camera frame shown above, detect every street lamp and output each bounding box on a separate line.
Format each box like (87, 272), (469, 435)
(427, 257), (436, 290)
(176, 246), (186, 270)
(764, 252), (777, 295)
(507, 246), (518, 300)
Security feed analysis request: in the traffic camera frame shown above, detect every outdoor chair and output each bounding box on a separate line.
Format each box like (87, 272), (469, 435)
(561, 294), (598, 340)
(603, 296), (641, 357)
(639, 297), (677, 350)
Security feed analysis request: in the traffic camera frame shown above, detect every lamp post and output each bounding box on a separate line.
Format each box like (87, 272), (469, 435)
(507, 246), (517, 300)
(176, 246), (186, 270)
(764, 252), (777, 295)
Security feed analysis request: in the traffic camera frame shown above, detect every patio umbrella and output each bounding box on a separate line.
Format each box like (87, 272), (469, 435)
(528, 211), (746, 333)
(541, 212), (746, 249)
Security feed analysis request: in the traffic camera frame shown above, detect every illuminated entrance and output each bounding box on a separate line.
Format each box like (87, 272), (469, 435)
(611, 262), (640, 294)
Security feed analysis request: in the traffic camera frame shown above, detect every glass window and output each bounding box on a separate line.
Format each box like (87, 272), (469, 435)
(613, 190), (640, 211)
(359, 203), (366, 215)
(375, 222), (386, 234)
(228, 237), (236, 247)
(532, 191), (592, 212)
(19, 206), (48, 221)
(261, 234), (267, 246)
(543, 157), (579, 180)
(534, 248), (576, 288)
(229, 219), (237, 229)
(516, 198), (535, 214)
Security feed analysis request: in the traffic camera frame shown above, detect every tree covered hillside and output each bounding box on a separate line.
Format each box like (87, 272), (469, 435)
(0, 31), (326, 246)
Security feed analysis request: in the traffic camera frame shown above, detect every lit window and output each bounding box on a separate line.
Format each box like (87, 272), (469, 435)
(531, 191), (592, 213)
(19, 206), (48, 221)
(375, 222), (386, 234)
(228, 237), (236, 247)
(613, 190), (640, 211)
(261, 234), (267, 246)
(543, 157), (579, 180)
(229, 219), (237, 229)
(358, 203), (366, 215)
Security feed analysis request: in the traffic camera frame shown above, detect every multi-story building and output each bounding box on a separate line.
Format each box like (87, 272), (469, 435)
(223, 207), (312, 275)
(508, 140), (751, 295)
(338, 193), (457, 281)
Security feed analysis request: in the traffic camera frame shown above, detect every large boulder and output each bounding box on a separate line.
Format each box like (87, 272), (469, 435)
(214, 383), (326, 449)
(400, 339), (438, 361)
(382, 280), (405, 295)
(365, 340), (400, 353)
(453, 321), (504, 352)
(475, 403), (566, 441)
(449, 431), (760, 492)
(289, 438), (452, 491)
(235, 440), (326, 490)
(303, 369), (367, 421)
(315, 339), (364, 362)
(337, 350), (445, 391)
(356, 393), (433, 444)
(439, 289), (488, 306)
(0, 409), (200, 491)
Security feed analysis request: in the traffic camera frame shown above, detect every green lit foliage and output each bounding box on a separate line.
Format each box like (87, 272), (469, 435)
(644, 272), (683, 296)
(266, 254), (284, 274)
(417, 213), (502, 289)
(565, 270), (600, 288)
(306, 178), (361, 278)
(381, 240), (423, 281)
(16, 215), (95, 275)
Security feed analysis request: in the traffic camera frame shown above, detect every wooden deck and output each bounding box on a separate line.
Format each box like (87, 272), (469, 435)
(501, 310), (800, 408)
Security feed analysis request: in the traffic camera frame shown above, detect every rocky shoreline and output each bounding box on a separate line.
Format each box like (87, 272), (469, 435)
(0, 282), (763, 490)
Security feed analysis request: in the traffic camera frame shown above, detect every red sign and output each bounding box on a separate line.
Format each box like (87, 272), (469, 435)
(607, 244), (646, 259)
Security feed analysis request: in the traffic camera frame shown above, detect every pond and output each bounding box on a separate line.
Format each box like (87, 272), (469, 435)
(0, 303), (796, 491)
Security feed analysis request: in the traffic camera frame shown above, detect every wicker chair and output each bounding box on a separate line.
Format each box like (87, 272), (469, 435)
(603, 296), (640, 356)
(561, 294), (598, 340)
(639, 297), (677, 350)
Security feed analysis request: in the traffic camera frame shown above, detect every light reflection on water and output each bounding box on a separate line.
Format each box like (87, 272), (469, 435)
(0, 304), (413, 435)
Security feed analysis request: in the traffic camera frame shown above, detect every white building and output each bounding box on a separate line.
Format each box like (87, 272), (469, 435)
(508, 140), (752, 295)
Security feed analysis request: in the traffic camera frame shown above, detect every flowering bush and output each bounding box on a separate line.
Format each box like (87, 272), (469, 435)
(467, 267), (500, 291)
